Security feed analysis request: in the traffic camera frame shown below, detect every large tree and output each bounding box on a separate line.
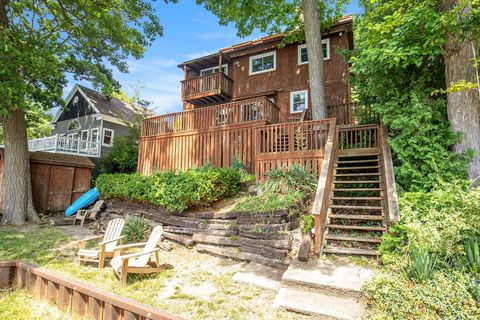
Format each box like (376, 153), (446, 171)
(0, 0), (164, 225)
(349, 0), (479, 190)
(196, 0), (347, 120)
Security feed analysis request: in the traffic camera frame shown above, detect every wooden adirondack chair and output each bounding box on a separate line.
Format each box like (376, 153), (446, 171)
(76, 218), (125, 268)
(110, 225), (164, 286)
(73, 200), (105, 227)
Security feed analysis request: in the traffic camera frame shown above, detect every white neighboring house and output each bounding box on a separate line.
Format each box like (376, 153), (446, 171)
(28, 84), (153, 174)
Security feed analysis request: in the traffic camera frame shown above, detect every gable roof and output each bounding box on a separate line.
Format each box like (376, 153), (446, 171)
(53, 84), (154, 124)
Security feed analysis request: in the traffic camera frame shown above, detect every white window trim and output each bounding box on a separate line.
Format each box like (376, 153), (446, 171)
(200, 64), (229, 76)
(290, 90), (309, 114)
(80, 130), (89, 150)
(90, 128), (99, 144)
(249, 51), (276, 75)
(102, 128), (114, 147)
(297, 39), (330, 65)
(67, 119), (81, 131)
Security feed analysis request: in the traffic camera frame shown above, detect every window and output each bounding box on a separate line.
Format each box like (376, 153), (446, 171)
(67, 119), (80, 131)
(200, 64), (228, 76)
(102, 129), (114, 146)
(80, 130), (89, 150)
(290, 90), (308, 113)
(90, 128), (99, 145)
(249, 51), (276, 75)
(298, 39), (330, 65)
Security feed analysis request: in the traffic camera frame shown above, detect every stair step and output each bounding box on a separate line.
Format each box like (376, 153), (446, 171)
(325, 235), (382, 243)
(332, 197), (383, 200)
(335, 166), (380, 170)
(333, 188), (382, 192)
(273, 287), (366, 319)
(327, 224), (386, 231)
(329, 214), (384, 221)
(324, 245), (380, 256)
(336, 159), (378, 164)
(334, 173), (381, 177)
(333, 180), (381, 184)
(330, 205), (383, 210)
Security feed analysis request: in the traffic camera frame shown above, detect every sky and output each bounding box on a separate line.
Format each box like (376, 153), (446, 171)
(67, 1), (362, 115)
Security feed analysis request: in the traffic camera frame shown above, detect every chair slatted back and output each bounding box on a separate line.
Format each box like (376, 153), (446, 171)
(91, 200), (105, 212)
(102, 218), (125, 252)
(134, 225), (163, 267)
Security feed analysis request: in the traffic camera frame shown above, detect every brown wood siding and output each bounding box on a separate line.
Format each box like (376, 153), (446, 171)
(0, 150), (93, 213)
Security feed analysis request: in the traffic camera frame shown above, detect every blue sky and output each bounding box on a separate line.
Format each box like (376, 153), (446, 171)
(68, 1), (362, 115)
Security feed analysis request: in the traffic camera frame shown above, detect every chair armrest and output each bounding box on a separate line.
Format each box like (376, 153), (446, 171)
(75, 235), (103, 244)
(99, 236), (125, 246)
(118, 248), (161, 261)
(114, 243), (147, 250)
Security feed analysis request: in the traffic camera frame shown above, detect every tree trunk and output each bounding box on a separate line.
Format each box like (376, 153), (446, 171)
(302, 0), (327, 119)
(444, 38), (480, 179)
(0, 109), (40, 225)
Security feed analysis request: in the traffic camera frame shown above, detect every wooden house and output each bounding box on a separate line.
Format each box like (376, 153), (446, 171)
(137, 16), (400, 257)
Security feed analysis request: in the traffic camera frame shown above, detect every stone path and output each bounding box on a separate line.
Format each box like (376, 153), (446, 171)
(234, 258), (374, 320)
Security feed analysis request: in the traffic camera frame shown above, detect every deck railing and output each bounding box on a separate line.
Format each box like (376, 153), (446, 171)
(181, 72), (233, 101)
(311, 120), (337, 254)
(142, 97), (280, 137)
(337, 124), (379, 150)
(254, 119), (334, 181)
(28, 135), (100, 157)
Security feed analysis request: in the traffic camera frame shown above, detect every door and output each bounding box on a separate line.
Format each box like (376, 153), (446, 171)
(48, 166), (74, 211)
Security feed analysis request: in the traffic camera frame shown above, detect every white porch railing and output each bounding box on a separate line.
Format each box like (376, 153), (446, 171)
(27, 135), (100, 157)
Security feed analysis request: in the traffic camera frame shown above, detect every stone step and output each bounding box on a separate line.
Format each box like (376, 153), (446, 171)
(281, 259), (373, 298)
(329, 205), (384, 210)
(327, 224), (386, 231)
(324, 245), (380, 256)
(274, 287), (365, 320)
(329, 214), (384, 221)
(325, 235), (382, 243)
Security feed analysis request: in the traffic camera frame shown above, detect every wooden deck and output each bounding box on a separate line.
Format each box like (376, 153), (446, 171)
(181, 72), (233, 106)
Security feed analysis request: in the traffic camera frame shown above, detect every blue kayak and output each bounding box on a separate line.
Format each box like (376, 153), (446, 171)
(66, 188), (100, 217)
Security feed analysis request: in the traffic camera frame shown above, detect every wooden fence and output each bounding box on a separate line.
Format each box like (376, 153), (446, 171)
(337, 124), (379, 151)
(0, 261), (183, 320)
(142, 97), (279, 137)
(254, 119), (335, 182)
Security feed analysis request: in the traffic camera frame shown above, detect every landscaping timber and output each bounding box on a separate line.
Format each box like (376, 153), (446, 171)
(162, 232), (194, 246)
(192, 234), (240, 246)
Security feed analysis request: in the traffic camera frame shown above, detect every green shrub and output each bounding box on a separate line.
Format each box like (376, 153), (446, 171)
(263, 164), (317, 196)
(409, 247), (437, 283)
(382, 181), (480, 261)
(123, 216), (149, 243)
(231, 155), (248, 175)
(233, 190), (305, 216)
(96, 167), (241, 213)
(465, 240), (480, 277)
(365, 270), (480, 319)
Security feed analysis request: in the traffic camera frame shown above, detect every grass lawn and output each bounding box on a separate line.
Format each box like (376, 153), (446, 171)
(0, 226), (312, 320)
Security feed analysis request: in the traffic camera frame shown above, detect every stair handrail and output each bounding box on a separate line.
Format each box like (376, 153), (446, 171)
(312, 118), (337, 254)
(379, 125), (400, 224)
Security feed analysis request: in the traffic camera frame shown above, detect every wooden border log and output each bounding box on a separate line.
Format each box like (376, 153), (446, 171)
(192, 234), (239, 246)
(162, 232), (194, 246)
(239, 238), (291, 250)
(196, 244), (245, 260)
(240, 244), (288, 260)
(297, 233), (312, 262)
(239, 231), (290, 241)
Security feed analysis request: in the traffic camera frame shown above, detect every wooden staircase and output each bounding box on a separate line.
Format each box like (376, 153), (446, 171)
(309, 123), (400, 259)
(323, 152), (386, 256)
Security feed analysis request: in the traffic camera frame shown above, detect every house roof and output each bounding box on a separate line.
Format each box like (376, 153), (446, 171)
(77, 85), (154, 121)
(0, 148), (95, 169)
(178, 15), (353, 70)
